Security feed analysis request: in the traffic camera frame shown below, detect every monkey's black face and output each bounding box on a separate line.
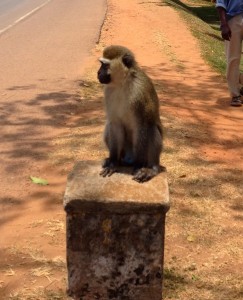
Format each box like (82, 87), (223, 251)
(98, 62), (111, 84)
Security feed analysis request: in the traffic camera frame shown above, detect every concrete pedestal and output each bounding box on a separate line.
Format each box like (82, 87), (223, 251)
(64, 161), (170, 300)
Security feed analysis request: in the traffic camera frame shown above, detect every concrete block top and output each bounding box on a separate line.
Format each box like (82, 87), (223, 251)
(64, 161), (170, 214)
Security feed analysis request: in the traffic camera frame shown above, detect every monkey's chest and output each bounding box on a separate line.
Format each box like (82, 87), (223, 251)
(105, 91), (132, 124)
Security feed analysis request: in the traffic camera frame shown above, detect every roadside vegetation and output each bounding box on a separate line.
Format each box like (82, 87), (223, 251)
(165, 0), (243, 74)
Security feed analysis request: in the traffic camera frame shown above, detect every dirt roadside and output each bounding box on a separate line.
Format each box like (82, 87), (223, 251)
(1, 0), (243, 299)
(89, 0), (243, 298)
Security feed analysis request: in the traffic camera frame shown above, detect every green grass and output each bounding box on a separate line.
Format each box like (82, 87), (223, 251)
(163, 0), (243, 75)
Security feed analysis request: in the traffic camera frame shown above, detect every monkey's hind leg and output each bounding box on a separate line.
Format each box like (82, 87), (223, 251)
(132, 125), (164, 183)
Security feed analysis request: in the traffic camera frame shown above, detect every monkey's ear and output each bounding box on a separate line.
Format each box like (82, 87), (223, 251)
(122, 54), (134, 68)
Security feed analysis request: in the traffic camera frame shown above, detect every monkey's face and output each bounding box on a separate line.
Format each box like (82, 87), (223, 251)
(97, 58), (112, 84)
(98, 52), (135, 85)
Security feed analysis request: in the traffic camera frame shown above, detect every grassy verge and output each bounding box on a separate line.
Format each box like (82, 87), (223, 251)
(164, 0), (243, 75)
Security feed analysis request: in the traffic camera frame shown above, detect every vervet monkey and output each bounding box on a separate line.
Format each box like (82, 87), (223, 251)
(97, 45), (164, 183)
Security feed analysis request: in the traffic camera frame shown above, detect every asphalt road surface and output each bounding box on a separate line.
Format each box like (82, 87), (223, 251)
(0, 0), (52, 35)
(0, 0), (106, 84)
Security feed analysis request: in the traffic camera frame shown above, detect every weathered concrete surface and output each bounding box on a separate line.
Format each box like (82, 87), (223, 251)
(64, 161), (170, 214)
(64, 161), (170, 300)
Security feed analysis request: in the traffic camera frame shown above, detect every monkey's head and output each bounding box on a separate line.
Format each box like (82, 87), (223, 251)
(97, 45), (137, 85)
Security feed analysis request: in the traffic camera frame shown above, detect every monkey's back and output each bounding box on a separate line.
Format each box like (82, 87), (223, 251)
(129, 69), (162, 128)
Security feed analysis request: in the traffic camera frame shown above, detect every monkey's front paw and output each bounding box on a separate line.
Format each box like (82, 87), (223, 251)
(132, 167), (157, 183)
(100, 159), (118, 177)
(100, 166), (117, 177)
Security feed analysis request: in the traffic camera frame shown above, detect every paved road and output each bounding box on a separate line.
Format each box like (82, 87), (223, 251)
(0, 0), (106, 85)
(0, 0), (106, 243)
(0, 0), (52, 34)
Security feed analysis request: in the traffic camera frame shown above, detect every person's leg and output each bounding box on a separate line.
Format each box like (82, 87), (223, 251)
(225, 14), (242, 100)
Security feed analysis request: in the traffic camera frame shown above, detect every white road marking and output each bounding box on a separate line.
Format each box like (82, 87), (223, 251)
(0, 0), (52, 36)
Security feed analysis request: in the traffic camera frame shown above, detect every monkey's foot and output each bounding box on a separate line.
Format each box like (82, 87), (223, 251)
(100, 159), (118, 177)
(133, 166), (164, 183)
(100, 166), (117, 177)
